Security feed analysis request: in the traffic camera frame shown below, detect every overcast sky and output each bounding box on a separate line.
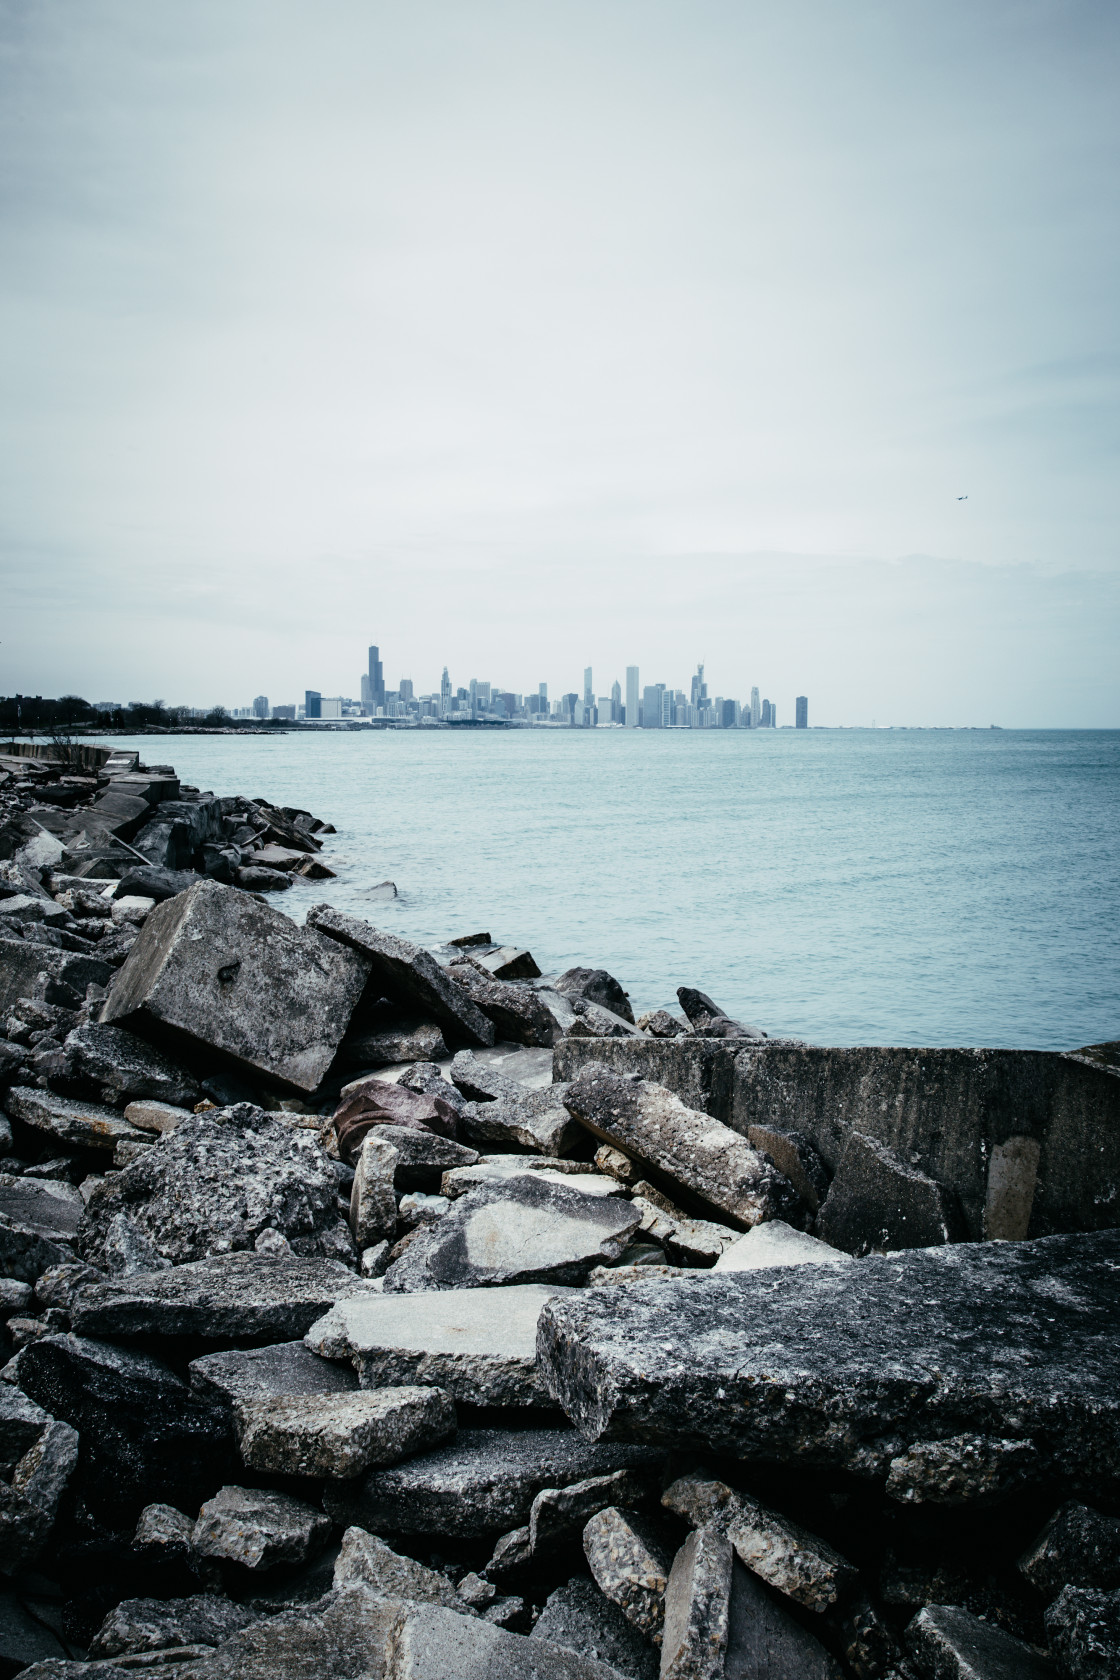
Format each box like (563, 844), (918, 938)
(1, 0), (1117, 723)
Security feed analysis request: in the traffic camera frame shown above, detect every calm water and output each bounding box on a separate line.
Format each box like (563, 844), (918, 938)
(106, 729), (1120, 1051)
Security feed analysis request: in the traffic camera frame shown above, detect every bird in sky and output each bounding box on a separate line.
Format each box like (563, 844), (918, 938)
(957, 495), (968, 501)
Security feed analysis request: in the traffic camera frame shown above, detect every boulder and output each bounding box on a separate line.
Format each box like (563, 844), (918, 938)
(306, 1284), (572, 1407)
(635, 1011), (688, 1039)
(816, 1130), (965, 1255)
(365, 1126), (480, 1191)
(114, 867), (199, 901)
(724, 1561), (843, 1679)
(561, 1068), (803, 1229)
(306, 905), (495, 1047)
(478, 947), (543, 981)
(583, 1506), (674, 1641)
(675, 989), (763, 1041)
(6, 1085), (142, 1152)
(333, 1525), (466, 1610)
(235, 1386), (456, 1478)
(76, 1108), (354, 1270)
(531, 1577), (658, 1680)
(0, 1279), (33, 1320)
(566, 998), (643, 1039)
(132, 1502), (195, 1559)
(123, 1097), (191, 1133)
(0, 1174), (83, 1280)
(906, 1603), (1055, 1679)
(536, 1232), (1120, 1494)
(450, 1053), (581, 1154)
(192, 1484), (331, 1572)
(190, 1338), (360, 1408)
(72, 1253), (381, 1343)
(60, 1023), (198, 1108)
(381, 1174), (640, 1293)
(446, 960), (559, 1048)
(1019, 1503), (1120, 1599)
(660, 1525), (733, 1680)
(0, 1416), (80, 1572)
(323, 1427), (661, 1538)
(1045, 1585), (1120, 1679)
(100, 880), (371, 1093)
(713, 1222), (850, 1272)
(745, 1126), (830, 1213)
(341, 1022), (448, 1069)
(89, 1595), (259, 1658)
(387, 1601), (639, 1680)
(556, 969), (635, 1025)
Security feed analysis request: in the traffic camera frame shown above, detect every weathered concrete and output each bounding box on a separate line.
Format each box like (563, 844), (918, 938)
(530, 1468), (656, 1554)
(350, 1133), (399, 1248)
(235, 1386), (456, 1478)
(342, 1022), (448, 1068)
(364, 1126), (480, 1190)
(190, 1338), (360, 1408)
(816, 1130), (964, 1255)
(0, 1175), (83, 1281)
(89, 1594), (259, 1657)
(533, 1577), (658, 1680)
(583, 1506), (674, 1642)
(192, 1484), (331, 1571)
(6, 1086), (141, 1152)
(447, 960), (559, 1048)
(906, 1602), (1055, 1679)
(660, 1526), (733, 1680)
(60, 1023), (199, 1108)
(334, 1526), (467, 1609)
(0, 935), (111, 1015)
(556, 968), (635, 1024)
(1019, 1502), (1120, 1599)
(713, 1221), (849, 1272)
(724, 1561), (843, 1680)
(387, 1601), (638, 1680)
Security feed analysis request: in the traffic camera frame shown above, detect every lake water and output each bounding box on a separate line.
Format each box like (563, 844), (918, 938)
(106, 728), (1119, 1052)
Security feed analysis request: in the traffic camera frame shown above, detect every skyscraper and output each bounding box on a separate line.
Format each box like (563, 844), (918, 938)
(750, 686), (761, 728)
(584, 667), (593, 707)
(611, 679), (621, 722)
(796, 695), (808, 728)
(761, 699), (772, 727)
(304, 690), (321, 719)
(368, 647), (385, 713)
(626, 667), (639, 727)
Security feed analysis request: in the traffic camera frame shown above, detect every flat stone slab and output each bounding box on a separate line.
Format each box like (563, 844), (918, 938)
(531, 1577), (658, 1680)
(71, 1253), (384, 1343)
(323, 1426), (662, 1537)
(388, 1601), (628, 1680)
(306, 1284), (573, 1407)
(235, 1386), (456, 1478)
(906, 1602), (1055, 1680)
(442, 1158), (623, 1200)
(6, 1086), (142, 1152)
(189, 1339), (360, 1408)
(713, 1221), (850, 1272)
(333, 1525), (467, 1610)
(0, 1175), (84, 1240)
(537, 1231), (1120, 1495)
(192, 1484), (331, 1572)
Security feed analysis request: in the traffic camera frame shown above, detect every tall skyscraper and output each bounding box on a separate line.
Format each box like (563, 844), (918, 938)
(643, 684), (664, 727)
(626, 666), (639, 727)
(252, 696), (269, 719)
(611, 679), (621, 722)
(539, 682), (548, 701)
(368, 647), (385, 713)
(796, 695), (808, 728)
(583, 667), (593, 708)
(304, 690), (321, 719)
(750, 686), (761, 728)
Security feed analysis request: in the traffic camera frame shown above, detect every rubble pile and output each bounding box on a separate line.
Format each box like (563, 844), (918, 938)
(0, 760), (1117, 1676)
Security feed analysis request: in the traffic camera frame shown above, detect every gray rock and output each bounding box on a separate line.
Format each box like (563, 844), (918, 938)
(486, 1525), (533, 1582)
(381, 1175), (640, 1293)
(583, 1506), (674, 1642)
(333, 1525), (466, 1609)
(190, 1338), (360, 1409)
(121, 1098), (191, 1134)
(556, 970), (635, 1025)
(561, 1069), (803, 1229)
(61, 1023), (199, 1108)
(76, 1109), (354, 1270)
(101, 880), (371, 1092)
(907, 1602), (1055, 1679)
(442, 1158), (621, 1201)
(1045, 1585), (1120, 1679)
(132, 1502), (195, 1558)
(6, 1085), (141, 1153)
(713, 1222), (849, 1272)
(30, 1260), (103, 1310)
(235, 1386), (456, 1478)
(448, 1052), (521, 1104)
(745, 1126), (830, 1214)
(334, 1078), (464, 1162)
(724, 1561), (843, 1679)
(390, 1600), (635, 1680)
(837, 1597), (905, 1680)
(398, 1191), (450, 1229)
(445, 960), (559, 1049)
(342, 1022), (448, 1068)
(17, 1332), (234, 1520)
(99, 1209), (171, 1276)
(0, 1386), (54, 1472)
(478, 947), (543, 981)
(530, 1469), (657, 1555)
(0, 1587), (74, 1673)
(536, 1232), (1120, 1492)
(365, 1127), (480, 1191)
(0, 1417), (80, 1572)
(886, 1433), (1039, 1505)
(89, 1595), (259, 1657)
(660, 1526), (733, 1680)
(675, 989), (763, 1041)
(532, 1577), (658, 1680)
(449, 1061), (582, 1155)
(0, 1042), (30, 1092)
(816, 1130), (964, 1255)
(0, 934), (111, 1016)
(72, 1253), (381, 1342)
(0, 1173), (83, 1280)
(306, 904), (495, 1047)
(323, 1427), (661, 1538)
(0, 1277), (33, 1318)
(635, 1011), (688, 1039)
(350, 1132), (399, 1248)
(595, 1147), (642, 1184)
(457, 1571), (497, 1607)
(307, 1284), (569, 1406)
(192, 1484), (331, 1572)
(1019, 1504), (1120, 1600)
(567, 999), (643, 1040)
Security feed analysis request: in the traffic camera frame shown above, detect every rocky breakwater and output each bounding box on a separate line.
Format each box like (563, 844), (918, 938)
(0, 874), (1116, 1678)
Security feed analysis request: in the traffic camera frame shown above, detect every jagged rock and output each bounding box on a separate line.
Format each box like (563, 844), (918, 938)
(746, 1126), (830, 1213)
(306, 904), (495, 1047)
(30, 1260), (103, 1311)
(306, 1285), (571, 1407)
(675, 989), (763, 1040)
(661, 1525), (733, 1680)
(713, 1222), (850, 1272)
(235, 1386), (456, 1478)
(0, 1278), (33, 1319)
(89, 1595), (259, 1657)
(530, 1468), (656, 1554)
(397, 1191), (449, 1229)
(72, 1253), (380, 1342)
(76, 1109), (354, 1269)
(362, 1127), (479, 1191)
(906, 1602), (1055, 1679)
(626, 1184), (736, 1266)
(556, 969), (635, 1025)
(0, 1040), (31, 1090)
(442, 1158), (621, 1201)
(234, 863), (291, 891)
(323, 1427), (661, 1538)
(349, 1132), (399, 1248)
(0, 1173), (83, 1280)
(190, 1338), (360, 1409)
(341, 1022), (448, 1068)
(886, 1433), (1039, 1505)
(333, 1525), (466, 1609)
(100, 1208), (172, 1276)
(114, 867), (199, 901)
(334, 1079), (463, 1163)
(817, 1130), (964, 1255)
(17, 1333), (234, 1520)
(566, 998), (643, 1039)
(457, 1571), (496, 1607)
(635, 1010), (688, 1038)
(60, 1023), (198, 1108)
(532, 1577), (658, 1680)
(536, 1232), (1120, 1492)
(561, 1068), (803, 1229)
(0, 935), (111, 1016)
(486, 1525), (533, 1582)
(1019, 1504), (1120, 1599)
(595, 1146), (641, 1184)
(193, 1485), (331, 1572)
(101, 880), (371, 1092)
(6, 1086), (141, 1153)
(447, 959), (559, 1048)
(361, 1241), (391, 1277)
(583, 1506), (674, 1641)
(724, 1561), (843, 1679)
(0, 1417), (80, 1572)
(132, 1502), (195, 1559)
(389, 1600), (639, 1680)
(838, 1597), (906, 1680)
(461, 1090), (583, 1156)
(1045, 1584), (1120, 1678)
(477, 947), (542, 981)
(122, 1097), (191, 1133)
(381, 1174), (640, 1292)
(0, 1385), (57, 1470)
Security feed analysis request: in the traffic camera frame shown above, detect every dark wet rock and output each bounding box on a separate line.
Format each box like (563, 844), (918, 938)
(334, 1078), (463, 1163)
(561, 1068), (803, 1229)
(1045, 1584), (1120, 1678)
(235, 1385), (456, 1479)
(76, 1108), (354, 1269)
(381, 1174), (639, 1293)
(190, 1337), (360, 1409)
(59, 1023), (199, 1109)
(724, 1560), (843, 1679)
(530, 1468), (657, 1555)
(114, 867), (199, 902)
(89, 1594), (259, 1657)
(32, 1260), (104, 1311)
(0, 1038), (31, 1089)
(556, 970), (635, 1025)
(676, 989), (764, 1041)
(0, 1585), (75, 1673)
(635, 1010), (689, 1038)
(0, 1278), (34, 1319)
(72, 1253), (381, 1342)
(661, 1524), (733, 1680)
(816, 1130), (965, 1255)
(364, 1126), (479, 1191)
(0, 1416), (80, 1572)
(306, 904), (495, 1047)
(1019, 1503), (1120, 1600)
(0, 1385), (60, 1472)
(340, 1021), (448, 1068)
(886, 1433), (1039, 1505)
(323, 1427), (661, 1538)
(192, 1484), (331, 1572)
(907, 1602), (1055, 1679)
(478, 947), (543, 981)
(0, 936), (111, 1016)
(532, 1577), (658, 1680)
(0, 1173), (83, 1280)
(101, 880), (370, 1093)
(446, 960), (559, 1048)
(333, 1525), (466, 1609)
(837, 1596), (906, 1680)
(583, 1506), (674, 1642)
(536, 1231), (1120, 1495)
(745, 1125), (831, 1214)
(389, 1600), (637, 1680)
(566, 999), (642, 1040)
(6, 1086), (141, 1153)
(132, 1501), (195, 1560)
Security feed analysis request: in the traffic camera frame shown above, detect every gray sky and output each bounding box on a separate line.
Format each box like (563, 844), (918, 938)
(2, 0), (1117, 723)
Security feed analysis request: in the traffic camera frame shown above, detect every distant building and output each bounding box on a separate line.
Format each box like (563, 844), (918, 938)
(271, 704), (296, 720)
(321, 698), (344, 720)
(761, 699), (772, 728)
(252, 696), (269, 719)
(750, 686), (760, 728)
(368, 647), (385, 713)
(304, 690), (322, 719)
(610, 679), (621, 723)
(399, 679), (414, 702)
(796, 695), (808, 728)
(626, 667), (639, 728)
(583, 667), (593, 712)
(721, 699), (737, 728)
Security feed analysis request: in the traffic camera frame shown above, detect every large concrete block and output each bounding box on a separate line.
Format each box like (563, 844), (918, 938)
(0, 935), (112, 1015)
(101, 879), (371, 1092)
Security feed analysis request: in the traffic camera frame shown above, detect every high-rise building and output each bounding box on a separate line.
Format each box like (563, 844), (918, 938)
(660, 687), (671, 728)
(360, 675), (372, 709)
(761, 699), (773, 727)
(399, 679), (414, 703)
(642, 684), (664, 728)
(252, 696), (269, 719)
(721, 699), (737, 729)
(626, 667), (639, 728)
(368, 647), (385, 713)
(750, 686), (761, 728)
(304, 690), (321, 719)
(539, 682), (548, 701)
(441, 668), (452, 706)
(796, 695), (808, 728)
(583, 667), (593, 709)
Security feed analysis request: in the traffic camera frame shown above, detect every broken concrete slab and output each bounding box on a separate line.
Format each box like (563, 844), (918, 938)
(388, 1600), (637, 1680)
(530, 1468), (656, 1555)
(190, 1338), (360, 1408)
(583, 1506), (674, 1642)
(561, 1068), (803, 1230)
(1045, 1585), (1120, 1679)
(531, 1577), (658, 1680)
(342, 1022), (448, 1069)
(306, 1284), (572, 1407)
(306, 904), (495, 1048)
(132, 1501), (197, 1560)
(235, 1386), (456, 1478)
(123, 1097), (192, 1133)
(6, 1085), (141, 1152)
(816, 1130), (964, 1255)
(192, 1484), (331, 1572)
(745, 1126), (830, 1214)
(1019, 1503), (1120, 1599)
(333, 1525), (466, 1610)
(676, 989), (763, 1040)
(350, 1133), (399, 1248)
(0, 1173), (83, 1255)
(60, 1023), (199, 1109)
(886, 1432), (1039, 1505)
(442, 1157), (622, 1201)
(537, 1231), (1120, 1495)
(101, 880), (371, 1092)
(364, 1127), (480, 1191)
(906, 1602), (1055, 1679)
(724, 1561), (843, 1680)
(88, 1594), (259, 1658)
(556, 969), (635, 1025)
(660, 1525), (733, 1680)
(461, 1089), (583, 1157)
(712, 1222), (850, 1272)
(0, 1415), (80, 1573)
(381, 1174), (640, 1292)
(446, 959), (559, 1048)
(324, 1427), (661, 1538)
(478, 947), (543, 981)
(0, 937), (112, 1016)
